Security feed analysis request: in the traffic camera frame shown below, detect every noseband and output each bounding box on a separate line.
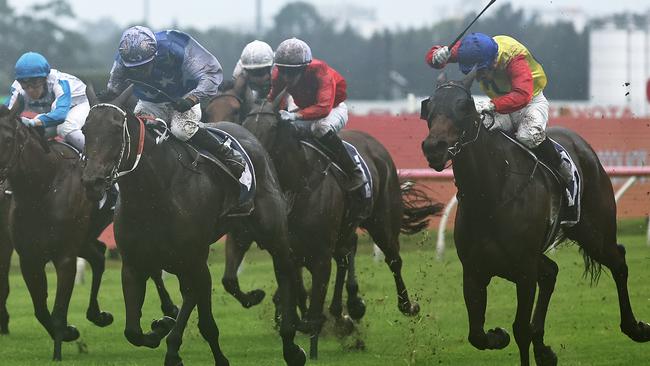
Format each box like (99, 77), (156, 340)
(88, 103), (146, 185)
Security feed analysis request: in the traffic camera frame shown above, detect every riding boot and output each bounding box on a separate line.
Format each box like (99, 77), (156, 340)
(189, 128), (246, 178)
(533, 137), (572, 186)
(318, 131), (365, 191)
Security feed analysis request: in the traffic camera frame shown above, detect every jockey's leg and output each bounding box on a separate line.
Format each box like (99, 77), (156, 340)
(310, 103), (364, 191)
(513, 93), (572, 185)
(170, 104), (245, 178)
(58, 102), (90, 151)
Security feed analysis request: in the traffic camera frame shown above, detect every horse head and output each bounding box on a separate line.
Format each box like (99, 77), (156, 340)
(206, 76), (252, 123)
(0, 96), (31, 178)
(420, 70), (480, 171)
(81, 85), (134, 201)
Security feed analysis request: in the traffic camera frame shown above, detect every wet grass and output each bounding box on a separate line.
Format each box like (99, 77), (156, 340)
(0, 220), (648, 365)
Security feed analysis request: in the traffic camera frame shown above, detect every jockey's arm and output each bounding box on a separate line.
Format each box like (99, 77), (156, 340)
(106, 59), (130, 97)
(425, 42), (461, 69)
(35, 79), (72, 127)
(298, 68), (336, 120)
(181, 39), (223, 103)
(491, 55), (534, 114)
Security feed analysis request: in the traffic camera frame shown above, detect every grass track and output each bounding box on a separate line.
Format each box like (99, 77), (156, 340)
(0, 220), (648, 365)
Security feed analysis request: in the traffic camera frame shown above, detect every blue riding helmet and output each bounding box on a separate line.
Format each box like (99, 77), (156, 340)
(118, 25), (158, 67)
(458, 33), (498, 75)
(15, 52), (51, 80)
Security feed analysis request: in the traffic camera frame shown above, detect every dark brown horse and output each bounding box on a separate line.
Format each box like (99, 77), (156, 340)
(420, 72), (650, 365)
(204, 76), (256, 123)
(81, 86), (305, 366)
(223, 97), (442, 359)
(0, 186), (11, 335)
(0, 101), (116, 360)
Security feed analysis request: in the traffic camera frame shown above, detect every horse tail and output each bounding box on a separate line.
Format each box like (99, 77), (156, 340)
(551, 232), (603, 284)
(399, 180), (444, 235)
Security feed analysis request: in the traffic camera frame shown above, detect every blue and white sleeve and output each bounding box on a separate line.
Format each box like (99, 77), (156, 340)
(36, 79), (72, 127)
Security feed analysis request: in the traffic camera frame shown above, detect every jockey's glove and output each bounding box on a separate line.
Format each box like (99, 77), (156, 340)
(172, 97), (196, 113)
(279, 110), (298, 121)
(475, 100), (496, 114)
(20, 117), (39, 127)
(433, 46), (451, 65)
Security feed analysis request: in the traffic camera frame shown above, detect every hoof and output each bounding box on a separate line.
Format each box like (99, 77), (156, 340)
(164, 354), (184, 366)
(88, 310), (114, 327)
(534, 345), (558, 366)
(283, 344), (306, 366)
(162, 305), (180, 319)
(242, 289), (266, 308)
(151, 316), (176, 338)
(622, 321), (650, 342)
(347, 298), (366, 320)
(63, 325), (80, 342)
(334, 315), (355, 337)
(486, 327), (510, 349)
(399, 301), (420, 316)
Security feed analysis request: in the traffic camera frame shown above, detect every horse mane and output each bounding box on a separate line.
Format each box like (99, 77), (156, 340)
(218, 80), (236, 92)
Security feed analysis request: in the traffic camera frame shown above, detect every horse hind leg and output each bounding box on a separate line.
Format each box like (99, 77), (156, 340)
(78, 240), (114, 327)
(531, 255), (559, 366)
(569, 217), (650, 342)
(463, 270), (510, 351)
(151, 270), (179, 318)
(221, 233), (265, 308)
(0, 241), (12, 334)
(365, 219), (419, 316)
(19, 258), (58, 340)
(50, 256), (82, 361)
(164, 274), (197, 366)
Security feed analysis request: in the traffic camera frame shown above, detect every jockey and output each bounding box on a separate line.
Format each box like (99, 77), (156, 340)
(6, 52), (88, 151)
(425, 32), (572, 184)
(106, 25), (245, 178)
(232, 40), (274, 102)
(268, 38), (365, 191)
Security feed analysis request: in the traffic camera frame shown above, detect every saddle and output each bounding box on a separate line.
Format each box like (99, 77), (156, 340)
(300, 138), (374, 222)
(500, 132), (581, 227)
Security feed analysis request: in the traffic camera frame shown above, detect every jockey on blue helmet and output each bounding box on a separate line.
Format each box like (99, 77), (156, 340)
(15, 52), (51, 80)
(457, 32), (498, 75)
(118, 26), (158, 67)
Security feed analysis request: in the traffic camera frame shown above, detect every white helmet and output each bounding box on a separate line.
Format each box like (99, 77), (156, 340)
(274, 38), (312, 67)
(240, 40), (274, 69)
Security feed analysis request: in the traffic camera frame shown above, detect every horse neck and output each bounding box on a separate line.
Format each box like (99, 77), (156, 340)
(9, 127), (61, 197)
(452, 125), (506, 206)
(116, 117), (176, 201)
(270, 125), (313, 192)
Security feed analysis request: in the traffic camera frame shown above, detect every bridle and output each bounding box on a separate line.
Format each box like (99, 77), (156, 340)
(88, 103), (146, 185)
(0, 118), (26, 181)
(429, 81), (484, 157)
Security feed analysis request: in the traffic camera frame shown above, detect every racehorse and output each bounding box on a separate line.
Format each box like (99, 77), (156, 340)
(0, 187), (11, 334)
(0, 100), (116, 360)
(223, 94), (442, 359)
(420, 71), (650, 365)
(204, 76), (256, 123)
(81, 86), (306, 366)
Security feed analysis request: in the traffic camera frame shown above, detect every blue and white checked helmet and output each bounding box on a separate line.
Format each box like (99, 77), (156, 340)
(15, 52), (51, 80)
(118, 26), (158, 67)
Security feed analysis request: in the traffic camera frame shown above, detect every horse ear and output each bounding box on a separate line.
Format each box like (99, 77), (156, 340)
(112, 84), (134, 108)
(462, 67), (477, 90)
(9, 94), (24, 118)
(420, 98), (431, 121)
(436, 72), (448, 85)
(233, 74), (247, 96)
(85, 83), (99, 107)
(272, 87), (288, 111)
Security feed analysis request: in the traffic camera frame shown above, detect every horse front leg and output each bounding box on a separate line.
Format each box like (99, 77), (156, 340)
(78, 240), (114, 327)
(463, 269), (510, 351)
(19, 257), (57, 340)
(222, 232), (265, 308)
(151, 270), (179, 318)
(51, 255), (80, 361)
(122, 262), (175, 349)
(531, 255), (559, 366)
(164, 274), (197, 366)
(0, 240), (12, 334)
(513, 278), (536, 366)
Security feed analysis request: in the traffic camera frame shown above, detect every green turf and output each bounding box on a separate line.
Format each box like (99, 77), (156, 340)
(0, 221), (649, 365)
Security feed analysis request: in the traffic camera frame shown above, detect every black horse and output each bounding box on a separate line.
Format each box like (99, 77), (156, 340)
(81, 86), (305, 366)
(0, 100), (116, 360)
(204, 76), (256, 124)
(0, 186), (11, 335)
(420, 72), (650, 365)
(221, 94), (442, 359)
